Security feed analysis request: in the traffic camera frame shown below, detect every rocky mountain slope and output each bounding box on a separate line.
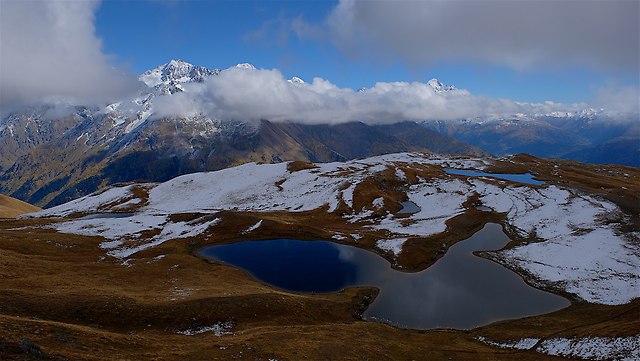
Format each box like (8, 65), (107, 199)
(0, 61), (483, 208)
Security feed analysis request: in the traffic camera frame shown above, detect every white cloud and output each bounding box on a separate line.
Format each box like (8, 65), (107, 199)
(0, 1), (141, 109)
(595, 85), (640, 120)
(303, 0), (640, 71)
(153, 66), (591, 124)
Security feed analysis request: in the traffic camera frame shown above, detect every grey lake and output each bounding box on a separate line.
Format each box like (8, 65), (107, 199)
(199, 223), (569, 330)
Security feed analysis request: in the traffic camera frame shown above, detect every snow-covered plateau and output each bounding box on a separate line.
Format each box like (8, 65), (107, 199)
(27, 152), (639, 306)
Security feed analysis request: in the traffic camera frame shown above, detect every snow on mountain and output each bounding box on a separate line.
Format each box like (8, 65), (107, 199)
(235, 63), (256, 70)
(139, 59), (220, 89)
(1, 59), (617, 146)
(427, 78), (456, 93)
(95, 60), (223, 134)
(28, 152), (639, 306)
(288, 76), (305, 84)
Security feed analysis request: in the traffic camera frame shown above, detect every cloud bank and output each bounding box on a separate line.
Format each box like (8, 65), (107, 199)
(303, 0), (639, 71)
(0, 1), (140, 109)
(595, 85), (640, 119)
(153, 67), (595, 124)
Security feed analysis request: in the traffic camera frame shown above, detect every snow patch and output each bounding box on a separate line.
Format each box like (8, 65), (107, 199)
(342, 183), (357, 209)
(372, 197), (385, 209)
(99, 240), (124, 250)
(395, 168), (406, 180)
(177, 322), (233, 336)
(376, 238), (408, 255)
(477, 336), (540, 350)
(243, 220), (263, 234)
(28, 186), (135, 218)
(112, 197), (142, 210)
(499, 227), (639, 305)
(108, 217), (220, 259)
(369, 178), (467, 237)
(479, 335), (640, 361)
(537, 336), (640, 361)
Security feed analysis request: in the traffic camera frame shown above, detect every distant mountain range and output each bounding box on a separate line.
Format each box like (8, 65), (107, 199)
(421, 113), (639, 167)
(0, 60), (637, 207)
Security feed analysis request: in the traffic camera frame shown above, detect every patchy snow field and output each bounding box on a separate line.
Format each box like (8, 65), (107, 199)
(478, 335), (640, 361)
(26, 152), (639, 306)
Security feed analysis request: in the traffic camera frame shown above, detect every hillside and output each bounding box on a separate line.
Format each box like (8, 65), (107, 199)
(30, 152), (639, 303)
(0, 117), (483, 209)
(0, 194), (40, 218)
(2, 152), (638, 360)
(562, 137), (640, 167)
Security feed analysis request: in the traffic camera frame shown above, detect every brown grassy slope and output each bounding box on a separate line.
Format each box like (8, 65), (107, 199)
(1, 156), (638, 359)
(3, 217), (628, 361)
(0, 194), (41, 218)
(1, 206), (638, 360)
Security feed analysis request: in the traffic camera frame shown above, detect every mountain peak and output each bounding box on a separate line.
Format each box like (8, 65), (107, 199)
(139, 60), (219, 92)
(166, 59), (192, 67)
(288, 76), (305, 84)
(235, 63), (256, 70)
(427, 78), (456, 93)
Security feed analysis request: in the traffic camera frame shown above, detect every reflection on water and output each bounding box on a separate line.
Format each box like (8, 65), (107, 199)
(199, 224), (569, 330)
(444, 168), (545, 186)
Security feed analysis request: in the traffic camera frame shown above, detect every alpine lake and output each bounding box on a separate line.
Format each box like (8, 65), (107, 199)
(200, 223), (569, 330)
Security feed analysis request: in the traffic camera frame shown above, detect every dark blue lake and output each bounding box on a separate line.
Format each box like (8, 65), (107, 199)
(199, 223), (569, 330)
(444, 168), (545, 185)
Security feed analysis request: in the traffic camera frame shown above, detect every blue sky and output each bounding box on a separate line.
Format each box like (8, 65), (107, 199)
(94, 0), (639, 104)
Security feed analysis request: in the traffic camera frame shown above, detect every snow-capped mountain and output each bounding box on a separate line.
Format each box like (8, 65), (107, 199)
(288, 76), (305, 84)
(426, 78), (457, 93)
(139, 59), (220, 94)
(235, 63), (257, 70)
(0, 60), (484, 208)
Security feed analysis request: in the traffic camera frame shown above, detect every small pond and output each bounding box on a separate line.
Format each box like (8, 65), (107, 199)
(397, 200), (421, 215)
(200, 223), (569, 329)
(474, 205), (494, 212)
(78, 212), (134, 220)
(445, 168), (545, 186)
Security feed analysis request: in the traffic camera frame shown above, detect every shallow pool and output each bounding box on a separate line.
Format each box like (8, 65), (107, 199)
(445, 168), (545, 185)
(199, 223), (569, 329)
